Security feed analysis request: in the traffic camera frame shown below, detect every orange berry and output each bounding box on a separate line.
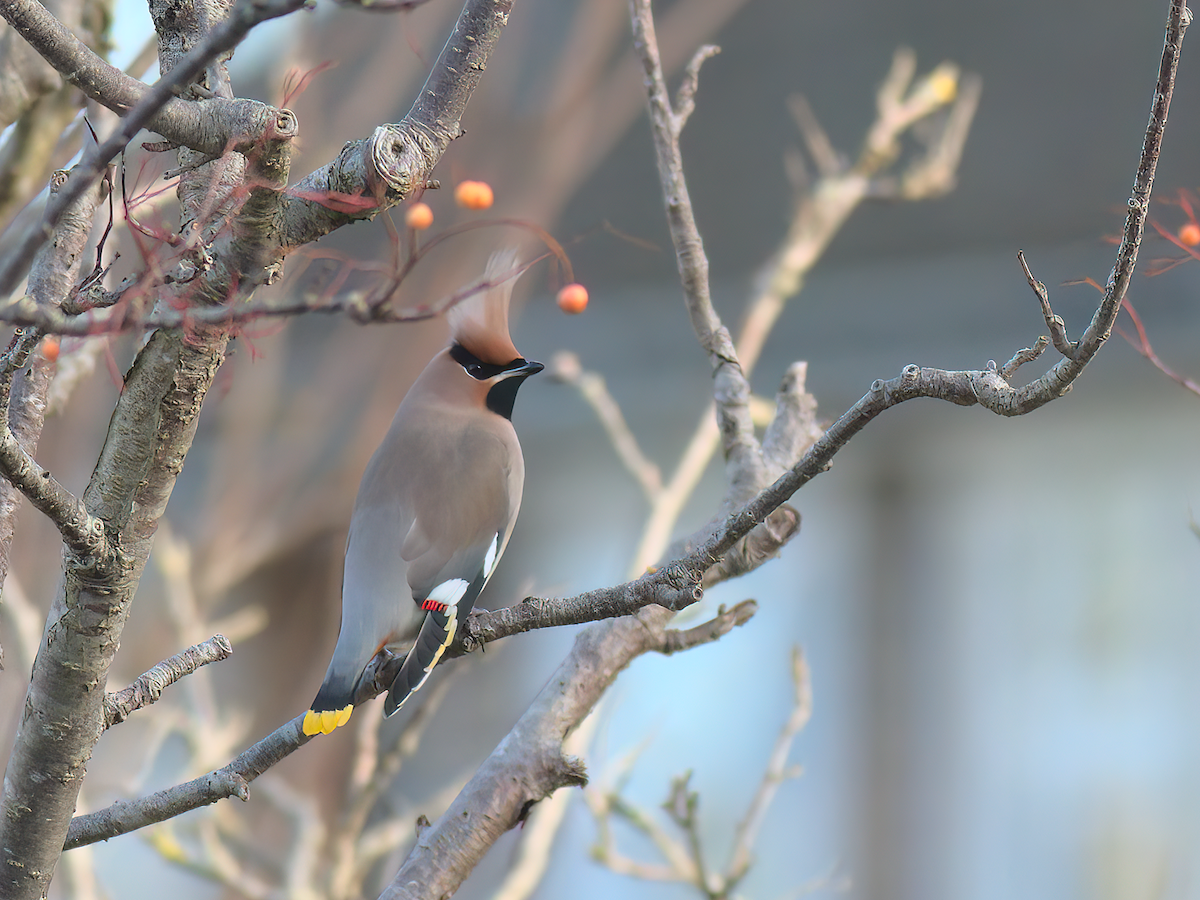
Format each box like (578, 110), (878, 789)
(454, 180), (494, 211)
(556, 283), (589, 315)
(1179, 222), (1200, 246)
(42, 338), (60, 362)
(405, 202), (433, 230)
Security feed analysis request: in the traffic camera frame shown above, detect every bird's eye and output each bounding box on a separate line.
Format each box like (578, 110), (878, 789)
(467, 364), (485, 379)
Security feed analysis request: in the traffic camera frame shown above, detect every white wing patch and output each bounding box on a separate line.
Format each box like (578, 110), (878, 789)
(427, 578), (470, 607)
(483, 533), (500, 579)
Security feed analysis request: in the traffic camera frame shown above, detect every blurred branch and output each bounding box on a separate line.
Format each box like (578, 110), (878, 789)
(547, 351), (662, 499)
(103, 635), (233, 730)
(0, 572), (41, 670)
(725, 647), (811, 887)
(628, 46), (979, 576)
(1116, 297), (1200, 396)
(587, 648), (812, 900)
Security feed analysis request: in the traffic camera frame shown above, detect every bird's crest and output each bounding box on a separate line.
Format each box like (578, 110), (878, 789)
(446, 249), (523, 365)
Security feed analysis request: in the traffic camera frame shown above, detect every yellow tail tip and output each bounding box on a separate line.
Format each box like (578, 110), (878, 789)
(303, 704), (354, 736)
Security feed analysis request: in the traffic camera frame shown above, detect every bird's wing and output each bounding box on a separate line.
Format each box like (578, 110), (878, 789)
(383, 428), (522, 714)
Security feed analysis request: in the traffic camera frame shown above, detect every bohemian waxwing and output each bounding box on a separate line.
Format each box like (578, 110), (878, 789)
(303, 250), (542, 736)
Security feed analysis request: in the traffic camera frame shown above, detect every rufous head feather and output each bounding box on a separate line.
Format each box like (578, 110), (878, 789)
(446, 249), (523, 365)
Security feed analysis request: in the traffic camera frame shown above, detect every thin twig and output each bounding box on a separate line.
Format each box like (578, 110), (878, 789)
(64, 715), (315, 850)
(725, 647), (812, 887)
(103, 635), (234, 730)
(547, 351), (663, 499)
(1116, 298), (1200, 396)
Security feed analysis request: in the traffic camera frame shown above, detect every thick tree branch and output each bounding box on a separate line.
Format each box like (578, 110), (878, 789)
(0, 168), (108, 565)
(0, 0), (304, 302)
(280, 0), (514, 249)
(0, 0), (282, 155)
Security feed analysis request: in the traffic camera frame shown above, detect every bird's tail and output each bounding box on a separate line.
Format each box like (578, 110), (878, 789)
(383, 607), (458, 716)
(304, 666), (359, 736)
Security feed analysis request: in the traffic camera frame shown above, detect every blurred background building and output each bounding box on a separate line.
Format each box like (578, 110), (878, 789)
(3, 0), (1200, 898)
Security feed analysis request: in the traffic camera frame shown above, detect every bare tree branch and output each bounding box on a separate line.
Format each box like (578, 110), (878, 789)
(630, 17), (759, 489)
(280, 0), (515, 249)
(65, 715), (314, 851)
(0, 0), (282, 155)
(0, 167), (105, 596)
(0, 0), (304, 301)
(103, 634), (233, 730)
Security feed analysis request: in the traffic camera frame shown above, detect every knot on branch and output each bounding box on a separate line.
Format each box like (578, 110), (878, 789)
(702, 505), (800, 588)
(554, 755), (589, 791)
(653, 561), (704, 610)
(243, 107), (298, 189)
(366, 123), (438, 199)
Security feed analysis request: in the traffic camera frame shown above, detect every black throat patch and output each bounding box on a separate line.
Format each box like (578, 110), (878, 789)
(450, 343), (540, 419)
